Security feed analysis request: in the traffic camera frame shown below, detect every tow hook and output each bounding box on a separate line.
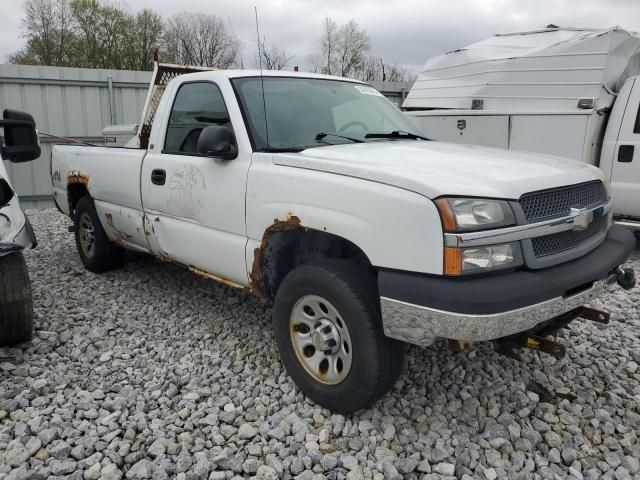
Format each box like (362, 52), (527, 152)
(609, 267), (636, 290)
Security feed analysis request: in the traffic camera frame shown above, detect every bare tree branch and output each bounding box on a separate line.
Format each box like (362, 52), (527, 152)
(255, 36), (294, 70)
(162, 12), (241, 68)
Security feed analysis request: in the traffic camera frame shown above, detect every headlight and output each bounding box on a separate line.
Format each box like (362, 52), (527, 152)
(435, 197), (515, 231)
(444, 242), (523, 276)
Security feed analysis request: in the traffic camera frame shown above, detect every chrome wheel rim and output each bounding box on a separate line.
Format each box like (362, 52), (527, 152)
(78, 212), (95, 258)
(289, 294), (352, 385)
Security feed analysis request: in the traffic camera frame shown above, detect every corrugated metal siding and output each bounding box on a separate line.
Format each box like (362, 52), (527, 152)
(0, 64), (412, 208)
(0, 64), (151, 208)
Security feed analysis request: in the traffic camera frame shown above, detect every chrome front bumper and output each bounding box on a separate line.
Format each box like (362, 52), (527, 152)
(381, 278), (611, 347)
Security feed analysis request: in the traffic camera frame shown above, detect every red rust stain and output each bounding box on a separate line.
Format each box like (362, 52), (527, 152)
(67, 170), (90, 185)
(188, 266), (244, 289)
(67, 171), (91, 214)
(250, 214), (303, 297)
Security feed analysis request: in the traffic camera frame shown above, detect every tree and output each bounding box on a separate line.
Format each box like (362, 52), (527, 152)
(317, 18), (369, 77)
(256, 37), (294, 70)
(334, 20), (370, 78)
(162, 12), (241, 68)
(359, 55), (412, 82)
(8, 0), (75, 66)
(8, 0), (163, 70)
(312, 17), (413, 82)
(125, 9), (164, 70)
(320, 17), (338, 75)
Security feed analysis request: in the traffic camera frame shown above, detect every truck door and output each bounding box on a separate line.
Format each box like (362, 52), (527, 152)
(609, 78), (640, 218)
(140, 80), (251, 286)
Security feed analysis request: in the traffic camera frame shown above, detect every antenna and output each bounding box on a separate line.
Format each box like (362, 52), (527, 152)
(254, 6), (269, 149)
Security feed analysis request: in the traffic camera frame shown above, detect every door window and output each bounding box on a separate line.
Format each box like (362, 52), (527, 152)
(164, 82), (232, 154)
(634, 99), (640, 134)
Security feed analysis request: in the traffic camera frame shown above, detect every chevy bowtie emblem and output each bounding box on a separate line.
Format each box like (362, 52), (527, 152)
(571, 207), (593, 231)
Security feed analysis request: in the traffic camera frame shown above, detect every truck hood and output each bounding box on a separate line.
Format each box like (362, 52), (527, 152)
(272, 141), (604, 199)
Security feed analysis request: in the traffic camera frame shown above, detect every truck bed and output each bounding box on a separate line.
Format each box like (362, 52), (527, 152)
(52, 144), (148, 250)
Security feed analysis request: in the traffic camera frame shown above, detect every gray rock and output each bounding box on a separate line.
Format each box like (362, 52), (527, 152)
(544, 431), (562, 448)
(147, 439), (166, 459)
(562, 448), (578, 465)
(255, 465), (278, 480)
(433, 462), (455, 476)
(621, 456), (639, 474)
(237, 423), (257, 440)
(242, 458), (260, 474)
(48, 440), (72, 460)
(50, 459), (77, 476)
(37, 428), (58, 447)
(176, 450), (193, 473)
(126, 459), (155, 479)
(101, 463), (123, 480)
(190, 458), (211, 479)
(267, 427), (285, 441)
(5, 446), (31, 467)
(84, 462), (101, 480)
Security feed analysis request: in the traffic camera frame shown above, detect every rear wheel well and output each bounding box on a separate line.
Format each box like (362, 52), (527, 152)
(67, 183), (89, 216)
(255, 229), (375, 301)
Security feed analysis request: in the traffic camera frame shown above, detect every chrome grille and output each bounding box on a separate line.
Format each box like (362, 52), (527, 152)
(531, 213), (607, 257)
(520, 181), (607, 222)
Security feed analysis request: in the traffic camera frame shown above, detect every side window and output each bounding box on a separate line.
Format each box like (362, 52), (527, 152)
(634, 100), (640, 134)
(164, 82), (232, 154)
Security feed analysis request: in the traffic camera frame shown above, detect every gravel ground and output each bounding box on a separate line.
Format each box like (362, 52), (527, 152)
(1, 208), (639, 480)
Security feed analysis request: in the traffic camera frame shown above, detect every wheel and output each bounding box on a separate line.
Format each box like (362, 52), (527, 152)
(273, 259), (406, 413)
(0, 252), (33, 346)
(74, 196), (125, 273)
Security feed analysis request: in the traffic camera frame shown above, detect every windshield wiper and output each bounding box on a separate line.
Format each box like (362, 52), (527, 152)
(365, 130), (430, 141)
(315, 132), (364, 144)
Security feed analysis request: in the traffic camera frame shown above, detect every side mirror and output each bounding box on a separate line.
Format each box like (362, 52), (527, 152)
(197, 125), (237, 160)
(1, 109), (41, 163)
(0, 178), (15, 208)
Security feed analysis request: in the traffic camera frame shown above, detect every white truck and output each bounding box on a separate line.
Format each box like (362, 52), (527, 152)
(1, 109), (40, 345)
(404, 26), (640, 229)
(51, 67), (636, 412)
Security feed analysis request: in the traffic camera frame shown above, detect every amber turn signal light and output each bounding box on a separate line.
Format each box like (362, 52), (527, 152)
(435, 198), (457, 231)
(443, 247), (462, 276)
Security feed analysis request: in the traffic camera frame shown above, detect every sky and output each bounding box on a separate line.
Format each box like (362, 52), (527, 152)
(2, 0), (640, 73)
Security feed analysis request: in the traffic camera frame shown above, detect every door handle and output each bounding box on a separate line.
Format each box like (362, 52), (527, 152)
(151, 169), (166, 185)
(618, 145), (634, 163)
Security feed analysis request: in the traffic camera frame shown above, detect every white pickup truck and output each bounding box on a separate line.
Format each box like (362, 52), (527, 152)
(51, 68), (636, 412)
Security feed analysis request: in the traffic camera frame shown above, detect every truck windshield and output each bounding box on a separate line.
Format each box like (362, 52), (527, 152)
(231, 76), (423, 151)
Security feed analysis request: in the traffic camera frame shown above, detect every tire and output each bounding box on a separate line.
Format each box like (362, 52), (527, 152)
(273, 259), (406, 413)
(74, 196), (125, 273)
(0, 252), (33, 346)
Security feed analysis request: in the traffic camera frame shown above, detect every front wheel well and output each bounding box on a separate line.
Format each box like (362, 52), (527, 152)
(253, 229), (375, 301)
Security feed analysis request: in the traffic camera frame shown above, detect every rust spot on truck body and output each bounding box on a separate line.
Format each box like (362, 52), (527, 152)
(67, 170), (90, 185)
(67, 170), (91, 214)
(250, 214), (303, 297)
(188, 266), (245, 289)
(105, 212), (133, 241)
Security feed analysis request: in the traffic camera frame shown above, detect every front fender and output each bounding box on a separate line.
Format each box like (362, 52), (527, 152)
(246, 162), (444, 276)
